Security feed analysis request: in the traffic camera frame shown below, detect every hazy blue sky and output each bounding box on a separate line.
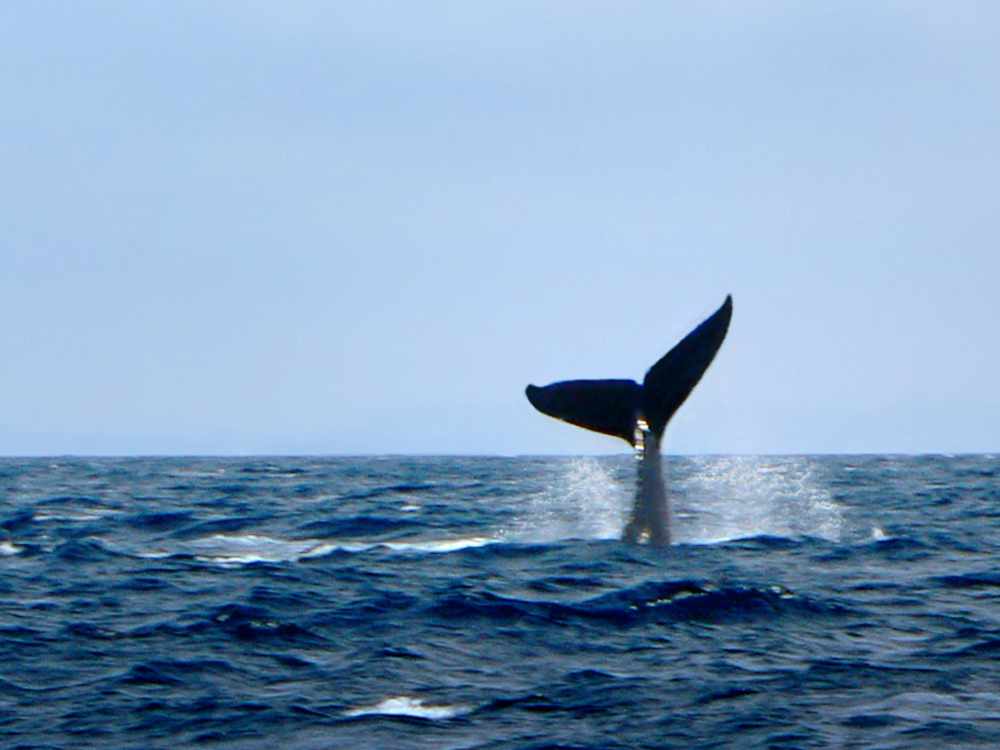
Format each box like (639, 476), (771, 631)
(3, 3), (998, 455)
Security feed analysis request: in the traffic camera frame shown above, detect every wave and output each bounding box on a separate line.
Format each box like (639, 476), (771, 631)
(238, 464), (308, 476)
(296, 515), (423, 536)
(933, 571), (1000, 588)
(171, 516), (274, 540)
(1, 511), (35, 533)
(118, 658), (239, 687)
(53, 538), (119, 563)
(121, 511), (195, 531)
(124, 603), (327, 646)
(426, 579), (853, 627)
(339, 482), (437, 502)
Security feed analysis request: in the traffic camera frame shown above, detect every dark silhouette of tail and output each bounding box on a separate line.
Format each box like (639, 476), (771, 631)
(525, 295), (732, 445)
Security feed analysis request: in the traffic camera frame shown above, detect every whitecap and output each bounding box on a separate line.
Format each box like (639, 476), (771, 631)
(126, 533), (497, 566)
(186, 534), (331, 565)
(344, 696), (469, 720)
(300, 536), (495, 557)
(0, 541), (22, 556)
(869, 526), (889, 541)
(33, 511), (108, 522)
(378, 536), (493, 553)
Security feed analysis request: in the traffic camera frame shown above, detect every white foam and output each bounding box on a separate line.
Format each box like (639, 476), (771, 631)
(299, 536), (495, 557)
(344, 696), (469, 720)
(870, 526), (889, 541)
(186, 534), (334, 565)
(127, 533), (497, 566)
(33, 510), (109, 522)
(379, 536), (493, 553)
(0, 541), (22, 556)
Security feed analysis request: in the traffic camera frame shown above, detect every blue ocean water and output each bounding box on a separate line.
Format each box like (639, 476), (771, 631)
(1, 454), (998, 749)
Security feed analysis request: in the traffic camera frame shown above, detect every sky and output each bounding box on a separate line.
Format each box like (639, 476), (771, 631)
(3, 2), (998, 456)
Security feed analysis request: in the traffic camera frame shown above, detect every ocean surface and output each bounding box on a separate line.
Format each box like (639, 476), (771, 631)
(1, 454), (998, 749)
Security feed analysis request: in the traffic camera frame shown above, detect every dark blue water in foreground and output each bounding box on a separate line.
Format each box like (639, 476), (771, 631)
(1, 455), (998, 749)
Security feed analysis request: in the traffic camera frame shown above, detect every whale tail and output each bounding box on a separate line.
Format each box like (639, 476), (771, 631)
(525, 295), (732, 445)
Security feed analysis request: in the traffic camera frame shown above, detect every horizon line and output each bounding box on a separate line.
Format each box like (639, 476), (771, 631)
(0, 450), (995, 460)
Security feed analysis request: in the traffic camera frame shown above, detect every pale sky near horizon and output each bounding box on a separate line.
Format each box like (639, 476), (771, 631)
(3, 3), (998, 456)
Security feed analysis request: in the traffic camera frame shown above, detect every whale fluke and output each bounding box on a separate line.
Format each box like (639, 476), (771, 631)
(641, 294), (732, 437)
(525, 379), (642, 445)
(525, 295), (732, 445)
(524, 295), (733, 545)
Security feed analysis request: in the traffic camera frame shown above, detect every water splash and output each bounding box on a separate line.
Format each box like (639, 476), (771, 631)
(501, 456), (844, 545)
(675, 456), (844, 544)
(503, 458), (627, 543)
